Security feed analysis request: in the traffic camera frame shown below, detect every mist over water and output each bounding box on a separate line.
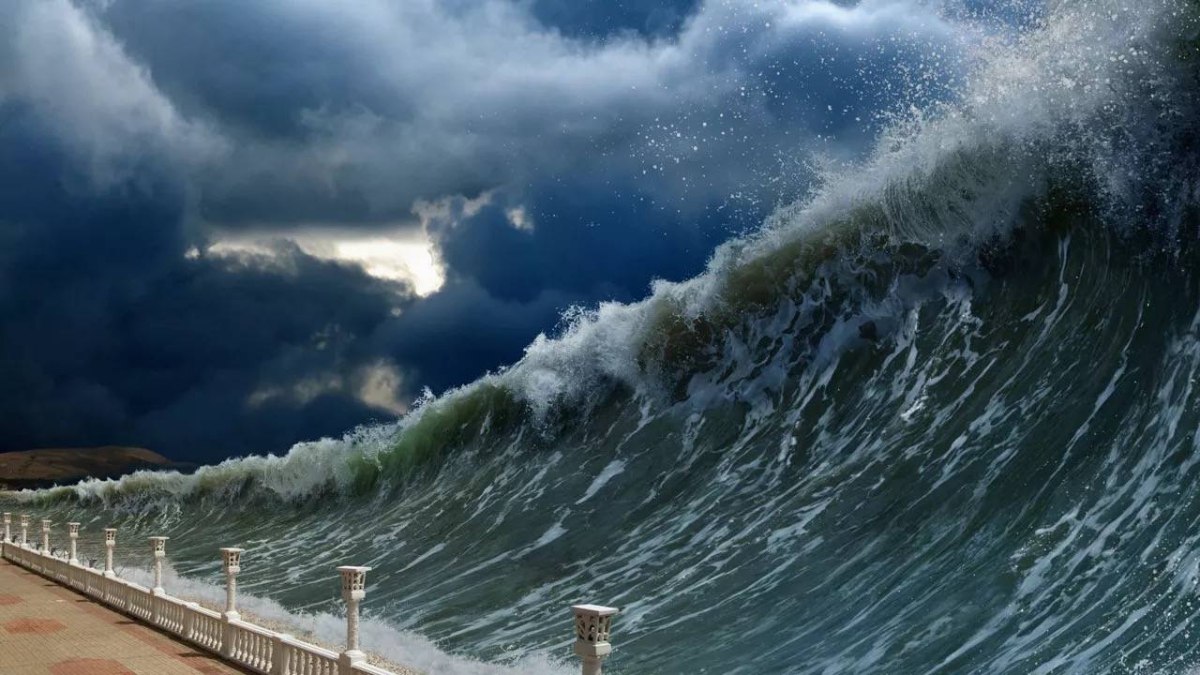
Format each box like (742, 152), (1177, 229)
(9, 1), (1200, 672)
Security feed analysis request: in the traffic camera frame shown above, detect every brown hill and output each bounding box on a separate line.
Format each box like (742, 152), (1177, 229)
(0, 446), (189, 490)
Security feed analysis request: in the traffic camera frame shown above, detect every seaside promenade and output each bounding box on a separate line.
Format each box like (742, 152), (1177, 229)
(0, 557), (245, 674)
(1, 512), (622, 675)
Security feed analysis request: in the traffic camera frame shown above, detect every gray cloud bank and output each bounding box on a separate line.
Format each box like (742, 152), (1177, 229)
(0, 0), (994, 460)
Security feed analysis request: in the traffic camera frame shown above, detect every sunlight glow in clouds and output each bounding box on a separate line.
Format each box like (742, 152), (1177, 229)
(247, 360), (407, 416)
(329, 238), (445, 296)
(207, 231), (446, 297)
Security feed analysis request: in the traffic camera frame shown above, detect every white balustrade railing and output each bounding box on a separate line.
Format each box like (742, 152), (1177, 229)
(126, 582), (155, 622)
(190, 605), (225, 651)
(354, 663), (401, 675)
(285, 641), (340, 675)
(229, 620), (276, 672)
(1, 515), (620, 675)
(157, 595), (188, 634)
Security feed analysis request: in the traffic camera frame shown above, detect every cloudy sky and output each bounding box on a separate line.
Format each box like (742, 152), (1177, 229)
(0, 0), (1024, 461)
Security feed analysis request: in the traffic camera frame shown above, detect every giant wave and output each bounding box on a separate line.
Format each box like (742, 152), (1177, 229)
(9, 1), (1200, 673)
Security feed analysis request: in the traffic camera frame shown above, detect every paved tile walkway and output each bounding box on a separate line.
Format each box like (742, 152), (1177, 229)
(0, 556), (247, 675)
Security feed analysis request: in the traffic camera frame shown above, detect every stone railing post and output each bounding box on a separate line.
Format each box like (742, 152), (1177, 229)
(183, 601), (199, 641)
(149, 536), (169, 625)
(41, 519), (51, 552)
(19, 514), (29, 548)
(103, 528), (117, 577)
(68, 522), (80, 564)
(221, 547), (244, 617)
(3, 512), (10, 544)
(150, 536), (169, 594)
(271, 633), (294, 675)
(337, 565), (371, 674)
(220, 547), (244, 659)
(571, 604), (619, 675)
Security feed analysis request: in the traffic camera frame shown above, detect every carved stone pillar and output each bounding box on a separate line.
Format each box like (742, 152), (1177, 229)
(103, 528), (117, 577)
(221, 547), (244, 618)
(149, 536), (169, 594)
(220, 546), (244, 659)
(571, 604), (619, 675)
(67, 522), (80, 564)
(336, 565), (372, 674)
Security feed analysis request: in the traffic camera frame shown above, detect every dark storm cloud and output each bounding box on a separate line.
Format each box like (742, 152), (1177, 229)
(523, 0), (703, 38)
(424, 182), (735, 304)
(371, 280), (574, 394)
(85, 0), (971, 226)
(0, 106), (409, 458)
(0, 0), (980, 461)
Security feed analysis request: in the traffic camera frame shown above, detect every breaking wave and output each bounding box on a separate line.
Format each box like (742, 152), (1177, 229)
(9, 1), (1200, 672)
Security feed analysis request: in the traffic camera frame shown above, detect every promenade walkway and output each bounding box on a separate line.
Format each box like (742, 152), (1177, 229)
(0, 558), (246, 675)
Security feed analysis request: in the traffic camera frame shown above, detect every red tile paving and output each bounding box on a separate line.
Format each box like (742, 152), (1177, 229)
(50, 658), (137, 675)
(3, 617), (66, 634)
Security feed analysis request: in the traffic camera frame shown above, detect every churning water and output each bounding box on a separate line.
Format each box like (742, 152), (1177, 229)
(9, 1), (1200, 673)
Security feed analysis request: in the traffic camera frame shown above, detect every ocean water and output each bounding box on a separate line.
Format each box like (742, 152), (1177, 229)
(7, 1), (1200, 673)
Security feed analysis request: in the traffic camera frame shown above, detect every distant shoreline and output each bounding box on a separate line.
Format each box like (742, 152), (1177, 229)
(0, 446), (195, 491)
